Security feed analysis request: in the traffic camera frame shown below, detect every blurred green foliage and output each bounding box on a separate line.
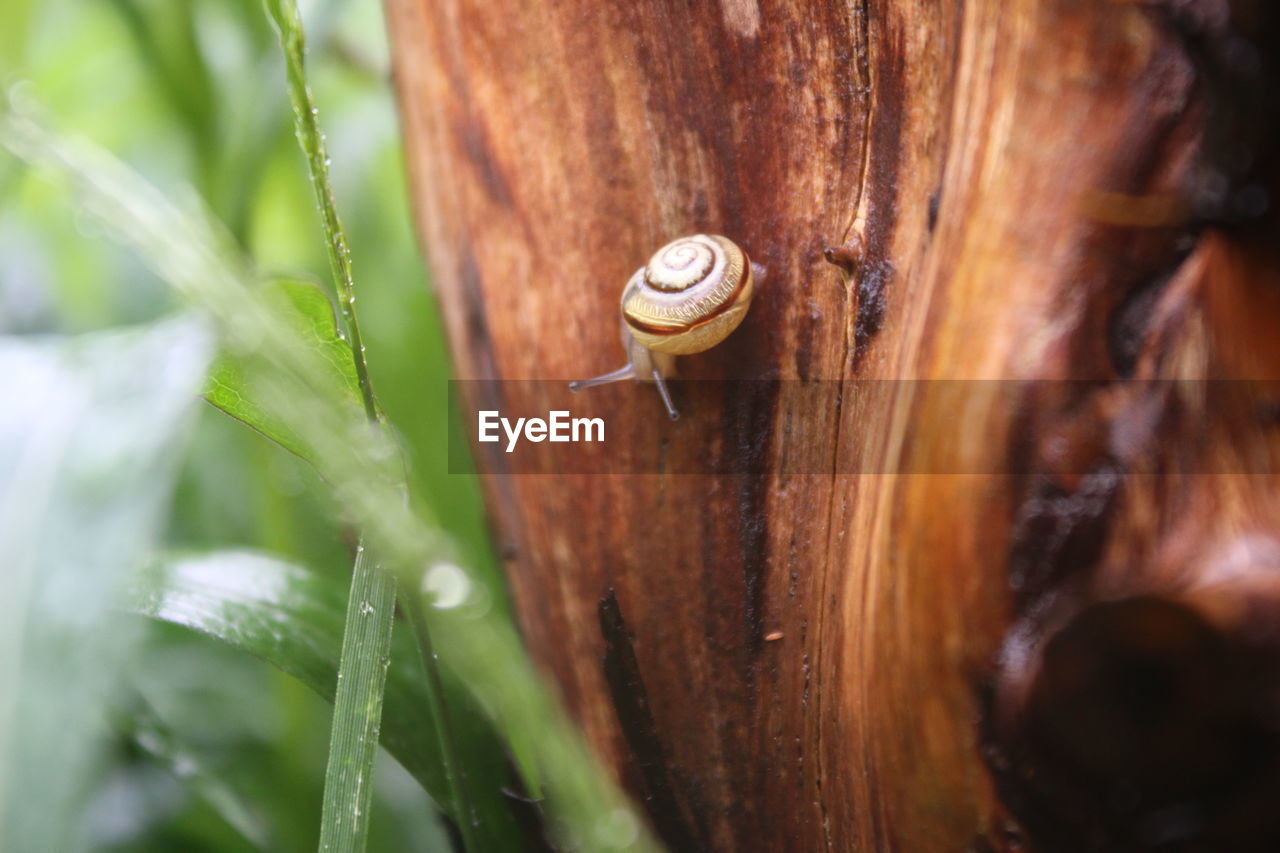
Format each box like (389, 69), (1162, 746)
(0, 0), (498, 849)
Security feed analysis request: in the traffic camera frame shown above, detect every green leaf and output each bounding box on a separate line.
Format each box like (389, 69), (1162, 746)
(125, 549), (526, 850)
(205, 278), (364, 461)
(0, 316), (213, 852)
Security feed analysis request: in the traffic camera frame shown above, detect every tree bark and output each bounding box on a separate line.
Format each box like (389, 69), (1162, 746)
(385, 1), (1280, 850)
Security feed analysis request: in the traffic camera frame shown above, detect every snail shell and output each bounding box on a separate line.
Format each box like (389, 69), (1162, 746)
(569, 233), (759, 419)
(620, 234), (755, 355)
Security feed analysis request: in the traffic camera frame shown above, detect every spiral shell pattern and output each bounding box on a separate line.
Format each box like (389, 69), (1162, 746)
(620, 234), (754, 355)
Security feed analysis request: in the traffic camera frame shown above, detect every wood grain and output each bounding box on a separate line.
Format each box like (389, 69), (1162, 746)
(385, 0), (1280, 849)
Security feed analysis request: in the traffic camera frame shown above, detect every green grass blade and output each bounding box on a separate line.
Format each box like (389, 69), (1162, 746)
(260, 8), (394, 850)
(263, 0), (377, 422)
(258, 3), (484, 848)
(319, 543), (396, 853)
(126, 549), (525, 849)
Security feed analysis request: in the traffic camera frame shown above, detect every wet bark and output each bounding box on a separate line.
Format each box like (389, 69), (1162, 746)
(386, 1), (1280, 849)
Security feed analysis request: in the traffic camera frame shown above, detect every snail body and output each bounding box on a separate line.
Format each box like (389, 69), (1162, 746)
(569, 234), (758, 419)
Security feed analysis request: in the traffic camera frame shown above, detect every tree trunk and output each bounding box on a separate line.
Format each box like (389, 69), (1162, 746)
(384, 1), (1280, 850)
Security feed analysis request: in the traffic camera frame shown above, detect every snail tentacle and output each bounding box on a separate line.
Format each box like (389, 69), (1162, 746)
(651, 368), (679, 421)
(568, 364), (636, 392)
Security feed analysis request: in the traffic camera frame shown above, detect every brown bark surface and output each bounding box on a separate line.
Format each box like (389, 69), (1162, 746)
(385, 1), (1280, 850)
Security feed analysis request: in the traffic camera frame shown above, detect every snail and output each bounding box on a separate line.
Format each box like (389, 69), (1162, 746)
(569, 234), (760, 419)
